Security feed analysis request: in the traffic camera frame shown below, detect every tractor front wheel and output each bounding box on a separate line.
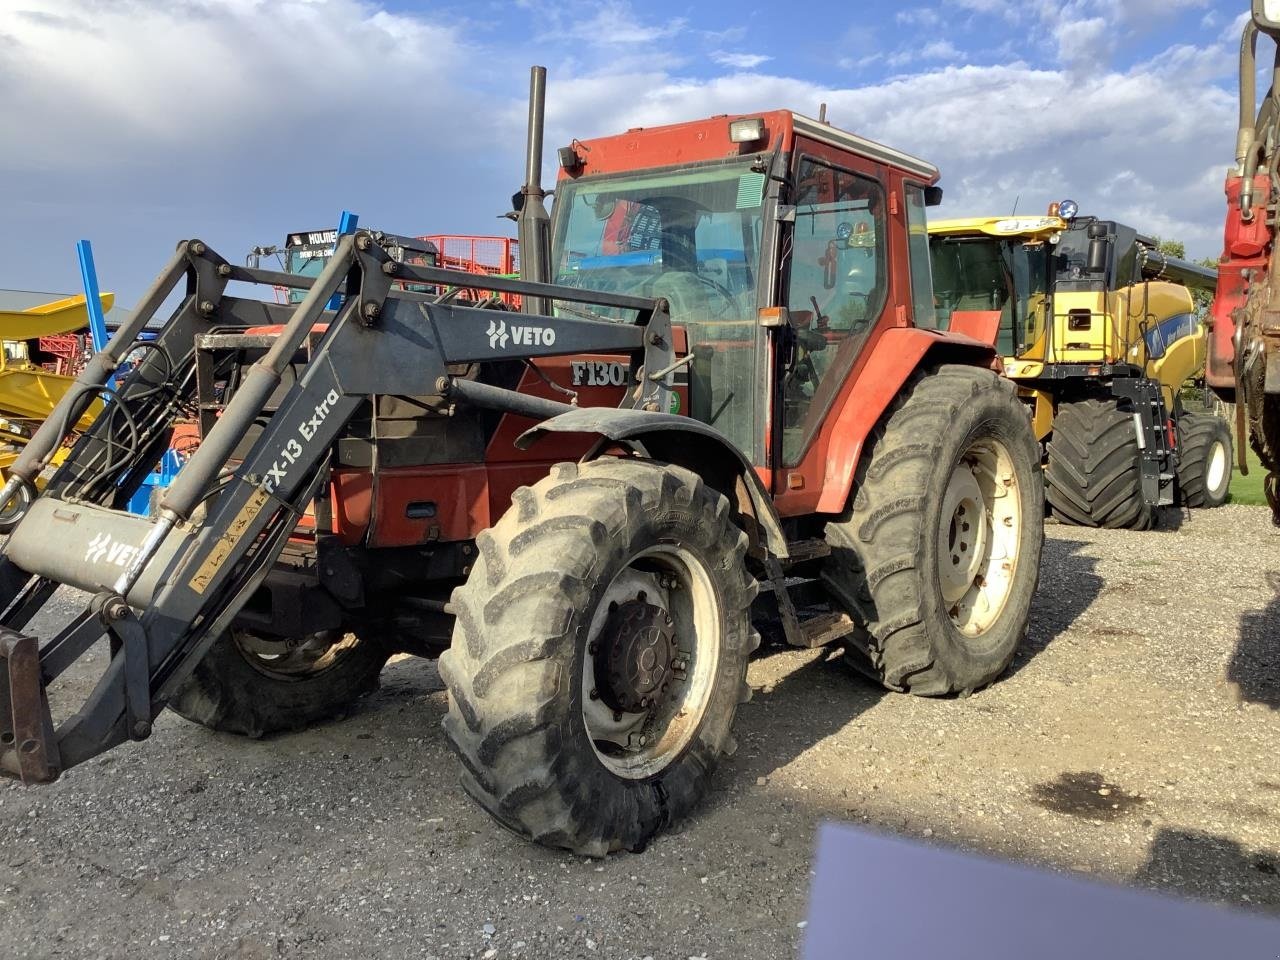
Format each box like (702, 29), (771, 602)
(439, 458), (758, 856)
(823, 365), (1043, 695)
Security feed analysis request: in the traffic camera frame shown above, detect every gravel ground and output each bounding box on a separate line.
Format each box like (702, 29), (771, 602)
(1, 505), (1278, 959)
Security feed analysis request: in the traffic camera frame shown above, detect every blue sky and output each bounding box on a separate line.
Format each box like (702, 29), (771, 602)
(0, 0), (1260, 306)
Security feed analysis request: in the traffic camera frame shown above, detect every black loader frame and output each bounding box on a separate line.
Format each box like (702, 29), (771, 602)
(0, 230), (691, 783)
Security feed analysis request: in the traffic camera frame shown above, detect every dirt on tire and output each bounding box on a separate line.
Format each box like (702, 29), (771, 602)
(823, 364), (1043, 696)
(439, 457), (759, 856)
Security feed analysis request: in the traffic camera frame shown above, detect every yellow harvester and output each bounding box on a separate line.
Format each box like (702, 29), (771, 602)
(929, 210), (1227, 528)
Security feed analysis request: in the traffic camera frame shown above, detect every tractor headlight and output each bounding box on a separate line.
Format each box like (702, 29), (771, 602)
(1058, 199), (1079, 221)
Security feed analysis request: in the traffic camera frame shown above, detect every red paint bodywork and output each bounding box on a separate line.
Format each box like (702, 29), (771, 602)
(1207, 173), (1270, 391)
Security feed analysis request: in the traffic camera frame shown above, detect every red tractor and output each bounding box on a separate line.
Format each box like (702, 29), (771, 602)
(0, 70), (1042, 856)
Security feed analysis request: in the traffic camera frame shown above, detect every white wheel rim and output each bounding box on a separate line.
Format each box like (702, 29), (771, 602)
(580, 544), (721, 780)
(1206, 440), (1228, 494)
(936, 439), (1022, 637)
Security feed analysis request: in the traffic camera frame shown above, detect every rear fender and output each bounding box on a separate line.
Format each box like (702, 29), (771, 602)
(517, 408), (788, 558)
(815, 327), (998, 514)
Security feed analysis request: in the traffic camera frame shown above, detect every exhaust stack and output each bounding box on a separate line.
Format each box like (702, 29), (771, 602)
(518, 66), (552, 315)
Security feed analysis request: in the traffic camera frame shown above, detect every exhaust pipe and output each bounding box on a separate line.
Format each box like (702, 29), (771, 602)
(518, 65), (553, 316)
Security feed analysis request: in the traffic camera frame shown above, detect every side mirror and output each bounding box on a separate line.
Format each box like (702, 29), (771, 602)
(1086, 221), (1112, 275)
(924, 186), (944, 207)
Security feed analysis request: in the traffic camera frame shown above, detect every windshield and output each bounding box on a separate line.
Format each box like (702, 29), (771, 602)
(551, 162), (767, 322)
(929, 235), (1049, 357)
(551, 161), (769, 459)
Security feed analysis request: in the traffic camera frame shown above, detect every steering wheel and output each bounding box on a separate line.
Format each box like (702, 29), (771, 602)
(689, 272), (740, 317)
(638, 271), (739, 320)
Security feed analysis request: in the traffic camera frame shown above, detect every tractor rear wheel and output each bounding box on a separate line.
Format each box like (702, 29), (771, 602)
(822, 365), (1042, 696)
(439, 458), (757, 856)
(168, 628), (390, 738)
(1177, 412), (1232, 508)
(1045, 397), (1155, 529)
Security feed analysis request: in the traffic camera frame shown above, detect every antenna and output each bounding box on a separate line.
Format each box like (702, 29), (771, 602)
(1011, 194), (1020, 216)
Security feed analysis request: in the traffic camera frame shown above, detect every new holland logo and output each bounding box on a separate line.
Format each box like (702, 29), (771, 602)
(487, 318), (509, 349)
(486, 319), (556, 350)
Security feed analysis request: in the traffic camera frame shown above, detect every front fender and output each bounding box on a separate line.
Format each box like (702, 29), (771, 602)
(517, 407), (788, 557)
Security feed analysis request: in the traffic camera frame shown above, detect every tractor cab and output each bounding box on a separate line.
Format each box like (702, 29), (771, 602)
(550, 111), (943, 497)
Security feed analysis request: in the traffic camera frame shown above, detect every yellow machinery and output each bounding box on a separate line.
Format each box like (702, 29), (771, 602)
(0, 295), (108, 478)
(929, 211), (1229, 528)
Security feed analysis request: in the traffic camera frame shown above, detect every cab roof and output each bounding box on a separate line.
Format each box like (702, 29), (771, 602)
(560, 110), (938, 183)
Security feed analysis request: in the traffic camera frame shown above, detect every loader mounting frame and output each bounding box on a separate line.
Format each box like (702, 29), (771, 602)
(0, 230), (678, 782)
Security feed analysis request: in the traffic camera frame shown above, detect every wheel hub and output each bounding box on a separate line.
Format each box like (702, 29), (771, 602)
(939, 462), (989, 605)
(593, 596), (675, 714)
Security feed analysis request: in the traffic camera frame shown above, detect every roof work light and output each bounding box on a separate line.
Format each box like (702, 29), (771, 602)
(1254, 0), (1280, 32)
(729, 118), (765, 143)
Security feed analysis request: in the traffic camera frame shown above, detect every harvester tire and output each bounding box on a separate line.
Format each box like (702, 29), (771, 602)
(168, 629), (391, 738)
(1045, 398), (1154, 530)
(822, 365), (1043, 696)
(439, 458), (757, 856)
(1177, 413), (1232, 508)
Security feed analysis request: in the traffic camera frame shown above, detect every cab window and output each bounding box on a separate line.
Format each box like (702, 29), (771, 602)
(781, 158), (887, 465)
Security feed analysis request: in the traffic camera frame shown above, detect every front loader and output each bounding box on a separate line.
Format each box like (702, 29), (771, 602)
(0, 71), (1044, 856)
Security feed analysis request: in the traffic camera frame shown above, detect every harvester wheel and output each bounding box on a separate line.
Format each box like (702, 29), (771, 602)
(1045, 398), (1154, 529)
(822, 365), (1042, 696)
(168, 629), (390, 738)
(439, 458), (757, 856)
(1177, 412), (1232, 508)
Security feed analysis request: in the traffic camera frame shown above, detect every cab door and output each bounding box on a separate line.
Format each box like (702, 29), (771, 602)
(770, 144), (896, 509)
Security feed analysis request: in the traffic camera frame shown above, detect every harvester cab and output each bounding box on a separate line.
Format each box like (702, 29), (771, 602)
(928, 213), (1228, 529)
(0, 70), (1043, 857)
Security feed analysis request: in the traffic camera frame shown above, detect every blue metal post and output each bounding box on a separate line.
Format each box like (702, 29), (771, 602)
(327, 210), (359, 311)
(76, 240), (110, 353)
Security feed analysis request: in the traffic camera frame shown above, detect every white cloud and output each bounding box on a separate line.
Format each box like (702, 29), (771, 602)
(542, 39), (1236, 258)
(711, 51), (772, 70)
(0, 0), (1245, 303)
(1053, 15), (1113, 69)
(896, 7), (942, 27)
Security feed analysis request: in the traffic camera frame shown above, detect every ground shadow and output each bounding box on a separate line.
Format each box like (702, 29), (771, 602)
(734, 646), (883, 787)
(1228, 573), (1280, 709)
(1134, 827), (1280, 911)
(1004, 535), (1103, 680)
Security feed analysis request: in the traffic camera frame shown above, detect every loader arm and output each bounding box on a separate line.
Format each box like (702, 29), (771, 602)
(0, 230), (675, 782)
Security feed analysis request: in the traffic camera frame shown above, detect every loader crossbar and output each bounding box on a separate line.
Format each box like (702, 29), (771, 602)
(0, 230), (674, 781)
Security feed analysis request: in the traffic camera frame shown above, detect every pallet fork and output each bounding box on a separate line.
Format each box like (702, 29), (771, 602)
(0, 230), (678, 782)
